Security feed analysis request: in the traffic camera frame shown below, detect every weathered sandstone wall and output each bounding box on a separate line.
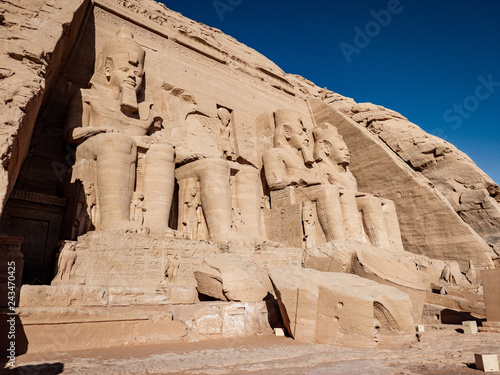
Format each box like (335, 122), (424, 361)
(0, 0), (89, 210)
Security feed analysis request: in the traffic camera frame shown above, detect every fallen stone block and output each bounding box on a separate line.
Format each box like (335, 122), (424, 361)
(475, 354), (500, 373)
(194, 257), (270, 302)
(270, 266), (415, 348)
(462, 320), (478, 334)
(304, 240), (429, 319)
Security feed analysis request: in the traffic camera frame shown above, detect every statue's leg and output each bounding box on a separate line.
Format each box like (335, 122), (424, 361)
(175, 160), (233, 243)
(340, 191), (365, 242)
(195, 158), (233, 243)
(305, 185), (346, 242)
(234, 165), (261, 237)
(72, 143), (97, 233)
(356, 195), (391, 248)
(143, 143), (175, 235)
(94, 133), (137, 231)
(380, 198), (404, 251)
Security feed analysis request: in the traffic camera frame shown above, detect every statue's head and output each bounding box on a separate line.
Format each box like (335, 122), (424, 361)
(217, 107), (231, 126)
(274, 109), (309, 150)
(190, 187), (197, 196)
(100, 27), (145, 94)
(312, 123), (350, 167)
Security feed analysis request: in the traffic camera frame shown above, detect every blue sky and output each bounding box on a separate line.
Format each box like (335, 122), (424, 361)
(160, 0), (500, 184)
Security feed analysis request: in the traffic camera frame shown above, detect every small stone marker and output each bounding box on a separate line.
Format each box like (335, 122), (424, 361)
(415, 324), (425, 333)
(475, 354), (500, 372)
(274, 328), (285, 337)
(463, 320), (478, 334)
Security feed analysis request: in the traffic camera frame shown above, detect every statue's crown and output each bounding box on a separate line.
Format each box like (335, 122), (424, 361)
(101, 27), (145, 66)
(274, 108), (301, 127)
(312, 123), (341, 143)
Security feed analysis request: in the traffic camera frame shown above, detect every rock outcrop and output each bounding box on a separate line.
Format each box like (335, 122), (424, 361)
(342, 101), (500, 257)
(0, 0), (89, 211)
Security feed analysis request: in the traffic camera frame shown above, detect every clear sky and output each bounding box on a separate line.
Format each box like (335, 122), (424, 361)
(160, 0), (500, 184)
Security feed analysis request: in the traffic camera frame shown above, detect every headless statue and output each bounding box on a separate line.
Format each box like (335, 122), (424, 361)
(163, 85), (261, 243)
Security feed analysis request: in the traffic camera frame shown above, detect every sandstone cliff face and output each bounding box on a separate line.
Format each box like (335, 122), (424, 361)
(308, 98), (495, 269)
(0, 0), (88, 210)
(339, 101), (500, 258)
(0, 0), (497, 271)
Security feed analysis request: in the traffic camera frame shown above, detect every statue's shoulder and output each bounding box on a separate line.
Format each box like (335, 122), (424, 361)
(74, 87), (99, 105)
(263, 147), (289, 160)
(263, 147), (284, 166)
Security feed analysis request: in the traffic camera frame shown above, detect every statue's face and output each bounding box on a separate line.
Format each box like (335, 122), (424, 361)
(286, 122), (309, 150)
(106, 55), (144, 93)
(330, 141), (350, 166)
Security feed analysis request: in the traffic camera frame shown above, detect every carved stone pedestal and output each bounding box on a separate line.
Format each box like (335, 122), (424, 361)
(66, 231), (303, 290)
(68, 232), (220, 288)
(12, 232), (302, 353)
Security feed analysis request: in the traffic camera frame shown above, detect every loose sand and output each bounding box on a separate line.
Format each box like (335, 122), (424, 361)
(4, 324), (500, 374)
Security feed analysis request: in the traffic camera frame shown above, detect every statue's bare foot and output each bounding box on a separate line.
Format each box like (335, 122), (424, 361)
(105, 221), (147, 234)
(222, 232), (267, 246)
(163, 227), (187, 238)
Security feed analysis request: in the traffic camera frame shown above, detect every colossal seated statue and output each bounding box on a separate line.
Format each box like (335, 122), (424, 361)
(161, 85), (261, 243)
(312, 123), (404, 250)
(64, 28), (175, 235)
(262, 109), (346, 242)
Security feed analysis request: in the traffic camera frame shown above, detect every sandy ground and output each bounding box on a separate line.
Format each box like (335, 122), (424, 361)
(3, 325), (500, 375)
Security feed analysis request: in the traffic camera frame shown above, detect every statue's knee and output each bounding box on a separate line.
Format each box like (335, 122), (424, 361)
(197, 158), (229, 179)
(321, 185), (340, 201)
(97, 132), (136, 155)
(236, 165), (260, 182)
(148, 142), (175, 162)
